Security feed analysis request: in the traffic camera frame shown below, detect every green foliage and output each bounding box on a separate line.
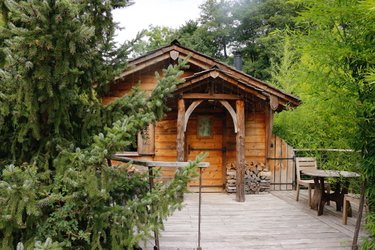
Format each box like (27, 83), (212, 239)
(0, 0), (199, 249)
(16, 238), (63, 250)
(271, 0), (375, 247)
(0, 58), (196, 248)
(271, 32), (358, 149)
(0, 2), (6, 27)
(0, 0), (130, 165)
(131, 26), (175, 57)
(0, 58), (200, 249)
(130, 0), (301, 76)
(359, 68), (375, 248)
(197, 0), (235, 59)
(130, 0), (235, 62)
(33, 238), (63, 250)
(231, 0), (303, 79)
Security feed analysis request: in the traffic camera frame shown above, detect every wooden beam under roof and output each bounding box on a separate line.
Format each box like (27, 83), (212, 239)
(182, 93), (240, 100)
(177, 70), (268, 101)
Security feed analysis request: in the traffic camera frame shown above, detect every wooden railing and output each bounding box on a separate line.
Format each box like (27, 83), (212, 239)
(110, 155), (209, 250)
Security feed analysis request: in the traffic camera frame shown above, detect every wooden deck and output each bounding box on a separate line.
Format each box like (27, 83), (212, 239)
(143, 190), (368, 250)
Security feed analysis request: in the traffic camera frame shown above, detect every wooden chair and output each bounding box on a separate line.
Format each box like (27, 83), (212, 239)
(342, 193), (368, 225)
(295, 157), (330, 206)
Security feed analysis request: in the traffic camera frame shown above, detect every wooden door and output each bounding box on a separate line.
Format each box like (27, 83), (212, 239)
(186, 114), (224, 191)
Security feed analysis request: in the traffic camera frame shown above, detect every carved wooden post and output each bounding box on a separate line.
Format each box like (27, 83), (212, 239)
(265, 104), (274, 160)
(236, 100), (245, 202)
(265, 97), (276, 190)
(176, 98), (185, 161)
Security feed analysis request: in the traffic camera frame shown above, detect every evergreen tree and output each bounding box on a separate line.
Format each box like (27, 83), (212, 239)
(198, 0), (234, 60)
(131, 0), (235, 62)
(130, 0), (301, 78)
(231, 0), (303, 79)
(0, 1), (200, 248)
(0, 0), (130, 165)
(130, 25), (175, 57)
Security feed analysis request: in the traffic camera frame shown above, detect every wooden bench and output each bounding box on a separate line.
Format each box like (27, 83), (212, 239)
(342, 193), (368, 225)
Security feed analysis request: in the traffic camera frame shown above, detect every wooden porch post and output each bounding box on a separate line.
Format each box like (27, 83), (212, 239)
(236, 100), (245, 202)
(176, 98), (185, 161)
(265, 104), (274, 160)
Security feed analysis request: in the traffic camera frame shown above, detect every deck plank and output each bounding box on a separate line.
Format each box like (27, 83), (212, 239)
(143, 190), (368, 250)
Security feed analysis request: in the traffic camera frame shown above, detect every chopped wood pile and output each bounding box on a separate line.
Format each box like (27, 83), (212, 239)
(226, 161), (271, 194)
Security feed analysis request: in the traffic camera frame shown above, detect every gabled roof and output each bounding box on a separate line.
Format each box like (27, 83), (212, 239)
(117, 40), (300, 109)
(177, 67), (268, 101)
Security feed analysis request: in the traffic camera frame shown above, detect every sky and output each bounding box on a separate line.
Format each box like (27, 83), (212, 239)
(112, 0), (205, 44)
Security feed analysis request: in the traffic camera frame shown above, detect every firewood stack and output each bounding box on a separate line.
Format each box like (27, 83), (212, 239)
(226, 161), (271, 194)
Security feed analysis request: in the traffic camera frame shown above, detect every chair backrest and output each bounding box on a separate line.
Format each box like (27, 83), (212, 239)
(295, 157), (317, 181)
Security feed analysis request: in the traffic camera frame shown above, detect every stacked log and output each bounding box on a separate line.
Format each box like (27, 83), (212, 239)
(226, 161), (271, 194)
(226, 165), (237, 193)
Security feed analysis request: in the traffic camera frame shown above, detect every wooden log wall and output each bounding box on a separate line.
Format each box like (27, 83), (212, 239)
(153, 112), (179, 182)
(224, 111), (266, 166)
(245, 112), (267, 163)
(102, 66), (196, 105)
(102, 66), (196, 184)
(224, 110), (295, 192)
(102, 71), (158, 105)
(103, 66), (296, 192)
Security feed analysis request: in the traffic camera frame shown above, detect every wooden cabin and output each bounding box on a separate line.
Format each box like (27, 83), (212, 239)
(103, 41), (300, 200)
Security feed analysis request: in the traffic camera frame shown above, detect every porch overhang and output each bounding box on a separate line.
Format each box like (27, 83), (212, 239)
(176, 67), (299, 112)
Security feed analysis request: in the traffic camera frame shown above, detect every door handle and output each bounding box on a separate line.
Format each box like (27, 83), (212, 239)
(188, 145), (226, 154)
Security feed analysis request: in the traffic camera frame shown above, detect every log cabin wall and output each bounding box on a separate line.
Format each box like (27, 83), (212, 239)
(102, 62), (196, 105)
(111, 107), (295, 191)
(224, 105), (267, 169)
(154, 111), (179, 182)
(105, 42), (301, 196)
(109, 91), (295, 191)
(224, 111), (295, 191)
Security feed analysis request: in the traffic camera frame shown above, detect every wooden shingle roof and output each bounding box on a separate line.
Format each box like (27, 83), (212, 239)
(117, 40), (300, 110)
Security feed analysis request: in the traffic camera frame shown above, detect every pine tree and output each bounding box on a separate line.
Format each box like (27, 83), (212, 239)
(0, 0), (132, 165)
(0, 1), (200, 248)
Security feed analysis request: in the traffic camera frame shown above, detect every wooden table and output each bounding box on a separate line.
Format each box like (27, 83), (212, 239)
(301, 169), (360, 216)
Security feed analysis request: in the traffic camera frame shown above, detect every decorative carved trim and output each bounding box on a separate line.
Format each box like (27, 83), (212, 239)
(170, 50), (179, 60)
(270, 96), (279, 111)
(183, 100), (239, 134)
(184, 100), (203, 132)
(209, 71), (219, 78)
(219, 100), (238, 133)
